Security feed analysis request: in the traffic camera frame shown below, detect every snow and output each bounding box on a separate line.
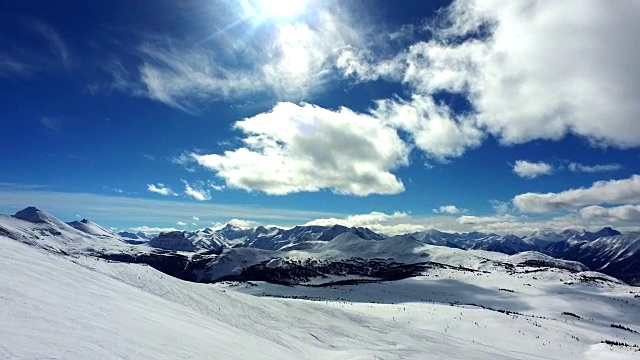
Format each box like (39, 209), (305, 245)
(509, 251), (589, 272)
(1, 207), (640, 359)
(0, 238), (298, 359)
(2, 235), (640, 359)
(67, 218), (117, 238)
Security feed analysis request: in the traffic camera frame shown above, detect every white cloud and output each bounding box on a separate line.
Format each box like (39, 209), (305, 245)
(138, 43), (257, 112)
(211, 218), (261, 230)
(305, 211), (434, 235)
(190, 216), (200, 221)
(457, 214), (519, 225)
(182, 181), (211, 201)
(456, 214), (566, 236)
(134, 226), (177, 233)
(568, 162), (622, 173)
(120, 9), (365, 111)
(580, 205), (640, 223)
(260, 12), (365, 99)
(513, 174), (640, 213)
(344, 0), (640, 149)
(306, 211), (408, 227)
(435, 205), (462, 214)
(512, 160), (553, 179)
(176, 221), (188, 226)
(373, 95), (484, 160)
(128, 226), (179, 234)
(193, 102), (409, 196)
(490, 200), (511, 214)
(146, 183), (176, 196)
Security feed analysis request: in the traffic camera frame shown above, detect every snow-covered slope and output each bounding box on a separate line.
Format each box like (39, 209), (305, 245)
(0, 207), (131, 254)
(67, 218), (116, 237)
(0, 237), (301, 359)
(508, 251), (589, 273)
(2, 235), (639, 359)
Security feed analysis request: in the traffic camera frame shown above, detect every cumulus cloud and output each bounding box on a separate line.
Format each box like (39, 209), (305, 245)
(305, 211), (435, 235)
(457, 214), (519, 225)
(192, 102), (409, 196)
(513, 174), (640, 213)
(580, 205), (640, 223)
(146, 183), (176, 196)
(343, 0), (640, 149)
(373, 95), (484, 160)
(456, 213), (577, 236)
(190, 216), (200, 221)
(435, 205), (462, 214)
(182, 180), (211, 201)
(212, 218), (261, 230)
(568, 162), (622, 173)
(176, 221), (187, 226)
(306, 211), (408, 227)
(512, 160), (553, 179)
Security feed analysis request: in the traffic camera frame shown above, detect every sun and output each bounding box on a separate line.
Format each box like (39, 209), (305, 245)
(255, 0), (306, 19)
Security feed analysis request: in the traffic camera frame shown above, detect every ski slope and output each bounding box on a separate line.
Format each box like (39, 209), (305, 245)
(2, 236), (640, 359)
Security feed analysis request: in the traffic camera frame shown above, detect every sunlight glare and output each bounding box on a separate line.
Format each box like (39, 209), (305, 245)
(256, 0), (306, 19)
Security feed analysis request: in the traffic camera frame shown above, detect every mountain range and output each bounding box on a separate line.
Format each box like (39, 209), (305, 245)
(1, 206), (638, 286)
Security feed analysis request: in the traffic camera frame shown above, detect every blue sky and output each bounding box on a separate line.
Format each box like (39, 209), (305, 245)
(1, 0), (640, 235)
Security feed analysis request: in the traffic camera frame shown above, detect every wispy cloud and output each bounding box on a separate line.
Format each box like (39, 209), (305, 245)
(104, 8), (366, 111)
(40, 116), (64, 133)
(182, 180), (211, 201)
(0, 18), (71, 78)
(568, 162), (622, 173)
(0, 189), (341, 225)
(27, 20), (71, 68)
(0, 56), (32, 79)
(146, 183), (177, 196)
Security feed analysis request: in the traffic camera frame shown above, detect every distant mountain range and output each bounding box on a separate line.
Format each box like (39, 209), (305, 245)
(2, 206), (639, 285)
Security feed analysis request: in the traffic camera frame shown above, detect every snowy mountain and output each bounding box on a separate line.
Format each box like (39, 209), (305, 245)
(2, 206), (640, 288)
(0, 207), (132, 254)
(2, 224), (640, 359)
(545, 233), (640, 284)
(67, 218), (116, 238)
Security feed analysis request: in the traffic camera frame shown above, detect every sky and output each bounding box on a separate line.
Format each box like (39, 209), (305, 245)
(1, 0), (640, 235)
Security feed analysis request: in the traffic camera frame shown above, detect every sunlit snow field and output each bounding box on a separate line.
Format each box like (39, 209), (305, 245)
(2, 236), (639, 359)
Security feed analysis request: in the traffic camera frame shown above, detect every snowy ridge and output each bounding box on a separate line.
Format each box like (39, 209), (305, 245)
(508, 251), (589, 273)
(0, 208), (131, 254)
(67, 218), (116, 238)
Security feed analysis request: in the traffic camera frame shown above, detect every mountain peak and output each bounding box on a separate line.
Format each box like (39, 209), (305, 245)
(13, 206), (60, 224)
(579, 227), (621, 241)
